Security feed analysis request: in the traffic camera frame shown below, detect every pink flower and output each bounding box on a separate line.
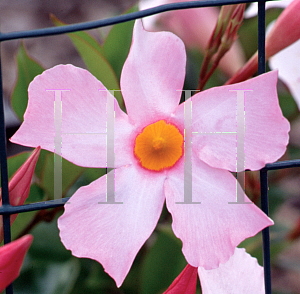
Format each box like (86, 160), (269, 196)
(11, 20), (289, 286)
(0, 147), (41, 242)
(0, 235), (33, 292)
(139, 0), (245, 76)
(164, 248), (265, 294)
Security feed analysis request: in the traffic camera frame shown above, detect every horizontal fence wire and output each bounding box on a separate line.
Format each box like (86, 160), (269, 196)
(0, 0), (262, 41)
(0, 1), (297, 294)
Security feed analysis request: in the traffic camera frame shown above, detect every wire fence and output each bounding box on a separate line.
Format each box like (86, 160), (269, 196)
(1, 1), (299, 293)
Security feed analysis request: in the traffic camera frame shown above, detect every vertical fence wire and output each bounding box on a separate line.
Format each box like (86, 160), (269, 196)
(257, 1), (272, 293)
(0, 49), (13, 293)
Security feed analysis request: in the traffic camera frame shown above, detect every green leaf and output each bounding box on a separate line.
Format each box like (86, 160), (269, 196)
(11, 43), (44, 121)
(41, 154), (85, 199)
(34, 149), (50, 180)
(51, 15), (123, 108)
(102, 7), (136, 80)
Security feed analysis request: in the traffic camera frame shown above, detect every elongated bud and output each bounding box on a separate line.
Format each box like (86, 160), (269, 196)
(0, 235), (33, 291)
(198, 4), (245, 90)
(266, 0), (300, 58)
(163, 264), (198, 294)
(220, 4), (245, 51)
(8, 146), (41, 206)
(0, 147), (41, 242)
(207, 5), (240, 55)
(227, 0), (300, 84)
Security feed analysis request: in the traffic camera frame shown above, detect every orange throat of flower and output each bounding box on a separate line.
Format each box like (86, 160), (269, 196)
(134, 120), (183, 171)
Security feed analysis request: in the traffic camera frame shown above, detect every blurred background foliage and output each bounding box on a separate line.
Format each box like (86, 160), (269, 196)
(1, 1), (300, 293)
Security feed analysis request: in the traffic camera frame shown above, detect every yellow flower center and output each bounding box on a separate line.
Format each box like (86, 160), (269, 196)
(134, 120), (183, 171)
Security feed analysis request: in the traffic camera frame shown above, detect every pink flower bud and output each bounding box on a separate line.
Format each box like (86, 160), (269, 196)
(0, 235), (33, 291)
(266, 0), (300, 58)
(163, 264), (198, 294)
(227, 0), (300, 84)
(0, 147), (41, 242)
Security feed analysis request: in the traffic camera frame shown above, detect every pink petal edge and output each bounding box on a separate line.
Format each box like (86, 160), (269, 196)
(10, 64), (134, 169)
(58, 164), (166, 287)
(120, 19), (186, 126)
(165, 155), (273, 270)
(198, 247), (265, 294)
(173, 71), (290, 172)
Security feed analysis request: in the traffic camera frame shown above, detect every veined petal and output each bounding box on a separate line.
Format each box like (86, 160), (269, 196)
(140, 0), (245, 76)
(164, 155), (273, 269)
(120, 20), (186, 126)
(173, 71), (290, 172)
(11, 64), (134, 168)
(198, 248), (265, 294)
(58, 164), (166, 287)
(0, 235), (33, 292)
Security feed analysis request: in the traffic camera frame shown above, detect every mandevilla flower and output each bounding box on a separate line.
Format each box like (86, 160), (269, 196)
(0, 235), (33, 292)
(11, 20), (289, 286)
(0, 147), (41, 243)
(164, 248), (265, 294)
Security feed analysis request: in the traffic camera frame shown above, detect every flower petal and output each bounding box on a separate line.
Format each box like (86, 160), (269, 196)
(198, 248), (265, 294)
(10, 64), (134, 168)
(173, 71), (290, 172)
(0, 235), (33, 292)
(164, 155), (273, 269)
(120, 20), (186, 126)
(58, 164), (165, 287)
(163, 264), (198, 294)
(269, 39), (300, 109)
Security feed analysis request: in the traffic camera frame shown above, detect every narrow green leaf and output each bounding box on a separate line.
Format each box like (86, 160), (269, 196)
(51, 15), (123, 108)
(102, 7), (136, 80)
(41, 154), (85, 199)
(11, 44), (44, 120)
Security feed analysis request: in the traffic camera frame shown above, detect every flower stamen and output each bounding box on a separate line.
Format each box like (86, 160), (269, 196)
(134, 120), (183, 171)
